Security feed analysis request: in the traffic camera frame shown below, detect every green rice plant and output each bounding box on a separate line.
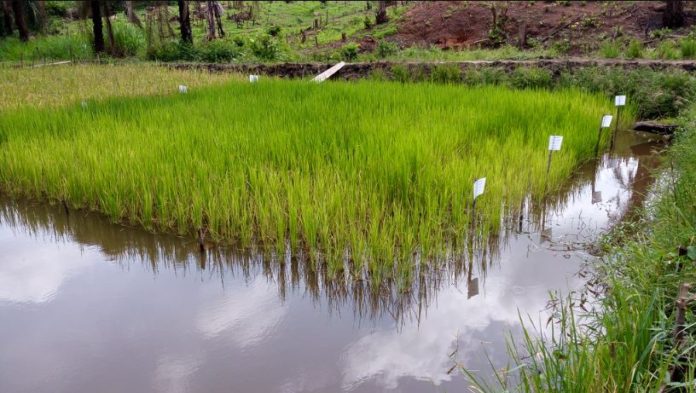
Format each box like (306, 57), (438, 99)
(0, 77), (614, 280)
(0, 64), (237, 112)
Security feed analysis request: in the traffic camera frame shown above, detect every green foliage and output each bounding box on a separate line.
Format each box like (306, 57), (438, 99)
(430, 64), (461, 84)
(560, 67), (696, 119)
(376, 40), (398, 58)
(147, 41), (196, 62)
(250, 34), (282, 61)
(198, 40), (241, 63)
(649, 27), (672, 40)
(363, 15), (373, 30)
(340, 43), (359, 61)
(509, 67), (552, 89)
(625, 39), (643, 59)
(656, 40), (680, 60)
(390, 64), (410, 83)
(111, 20), (145, 58)
(0, 34), (91, 61)
(45, 1), (70, 17)
(551, 38), (572, 55)
(599, 40), (620, 58)
(266, 25), (282, 37)
(680, 38), (696, 59)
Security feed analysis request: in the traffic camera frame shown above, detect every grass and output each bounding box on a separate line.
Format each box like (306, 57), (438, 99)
(465, 103), (696, 392)
(0, 74), (614, 284)
(0, 64), (237, 112)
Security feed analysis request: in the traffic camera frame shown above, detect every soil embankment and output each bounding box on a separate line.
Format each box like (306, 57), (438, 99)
(167, 59), (696, 80)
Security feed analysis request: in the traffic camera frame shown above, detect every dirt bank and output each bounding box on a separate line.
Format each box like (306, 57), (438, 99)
(167, 59), (696, 80)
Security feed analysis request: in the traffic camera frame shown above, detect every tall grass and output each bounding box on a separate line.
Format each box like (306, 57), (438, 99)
(0, 78), (613, 281)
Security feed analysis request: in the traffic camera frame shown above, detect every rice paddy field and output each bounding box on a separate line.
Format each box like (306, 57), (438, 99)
(0, 65), (615, 282)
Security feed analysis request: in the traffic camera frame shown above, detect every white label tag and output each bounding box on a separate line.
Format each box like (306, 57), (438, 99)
(615, 95), (626, 106)
(178, 85), (188, 93)
(81, 101), (87, 109)
(249, 75), (259, 83)
(548, 135), (563, 151)
(473, 177), (486, 200)
(601, 114), (613, 128)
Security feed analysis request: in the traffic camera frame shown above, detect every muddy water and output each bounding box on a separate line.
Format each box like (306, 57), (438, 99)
(0, 130), (664, 393)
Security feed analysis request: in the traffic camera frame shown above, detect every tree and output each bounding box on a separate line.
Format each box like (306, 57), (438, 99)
(205, 1), (225, 40)
(663, 0), (685, 28)
(91, 0), (104, 53)
(1, 1), (13, 37)
(375, 1), (388, 25)
(125, 1), (143, 29)
(36, 0), (47, 34)
(10, 0), (28, 41)
(178, 0), (192, 44)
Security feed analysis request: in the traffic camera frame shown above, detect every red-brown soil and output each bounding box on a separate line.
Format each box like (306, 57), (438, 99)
(392, 1), (696, 53)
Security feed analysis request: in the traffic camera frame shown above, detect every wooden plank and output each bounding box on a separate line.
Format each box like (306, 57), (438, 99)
(313, 61), (346, 83)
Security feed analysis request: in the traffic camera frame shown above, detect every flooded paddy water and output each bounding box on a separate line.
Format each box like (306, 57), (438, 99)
(0, 130), (665, 393)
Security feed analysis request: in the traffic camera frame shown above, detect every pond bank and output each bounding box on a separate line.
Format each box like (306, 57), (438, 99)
(166, 58), (696, 80)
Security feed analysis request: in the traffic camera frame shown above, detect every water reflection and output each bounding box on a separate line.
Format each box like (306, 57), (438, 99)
(0, 130), (665, 393)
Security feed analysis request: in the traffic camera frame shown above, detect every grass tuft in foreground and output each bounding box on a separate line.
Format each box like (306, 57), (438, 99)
(0, 78), (613, 281)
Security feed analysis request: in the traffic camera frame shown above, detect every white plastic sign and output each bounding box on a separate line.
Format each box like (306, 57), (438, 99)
(178, 85), (188, 93)
(615, 95), (626, 106)
(81, 101), (87, 109)
(249, 74), (259, 83)
(601, 114), (613, 128)
(548, 135), (563, 151)
(473, 177), (486, 200)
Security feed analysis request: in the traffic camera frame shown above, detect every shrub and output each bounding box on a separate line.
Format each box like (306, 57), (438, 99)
(250, 34), (280, 61)
(267, 25), (281, 37)
(625, 39), (643, 59)
(390, 64), (410, 83)
(509, 67), (552, 89)
(46, 0), (69, 17)
(376, 40), (398, 58)
(656, 40), (680, 60)
(147, 42), (197, 62)
(198, 40), (241, 62)
(341, 43), (359, 61)
(363, 16), (373, 30)
(111, 20), (145, 57)
(233, 36), (245, 47)
(680, 38), (696, 59)
(430, 64), (461, 84)
(599, 40), (620, 58)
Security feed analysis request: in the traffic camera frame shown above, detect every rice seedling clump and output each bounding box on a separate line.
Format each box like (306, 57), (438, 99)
(0, 79), (612, 278)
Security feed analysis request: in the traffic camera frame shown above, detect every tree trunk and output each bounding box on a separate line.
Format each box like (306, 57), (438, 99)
(206, 1), (216, 40)
(37, 0), (47, 34)
(663, 0), (685, 28)
(103, 0), (116, 55)
(1, 0), (13, 36)
(10, 0), (28, 41)
(375, 1), (388, 25)
(91, 0), (105, 53)
(213, 1), (225, 37)
(178, 0), (192, 44)
(125, 1), (143, 28)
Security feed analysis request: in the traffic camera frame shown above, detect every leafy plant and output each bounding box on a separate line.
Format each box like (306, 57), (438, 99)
(340, 43), (359, 61)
